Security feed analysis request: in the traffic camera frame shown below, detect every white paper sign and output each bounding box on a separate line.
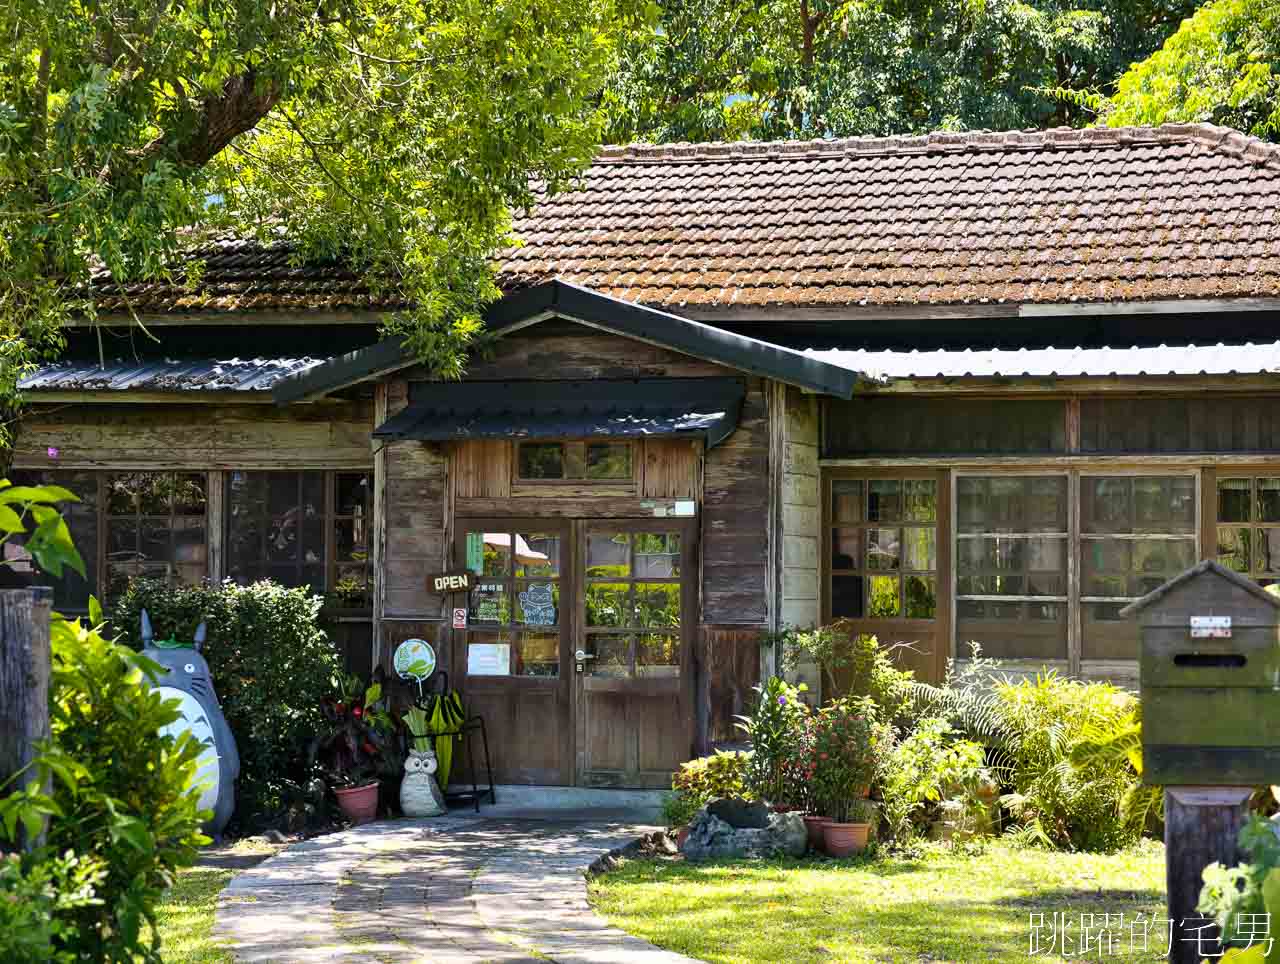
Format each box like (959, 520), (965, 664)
(467, 642), (511, 676)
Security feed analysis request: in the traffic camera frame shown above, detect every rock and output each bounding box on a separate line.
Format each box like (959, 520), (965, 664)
(707, 797), (770, 829)
(680, 809), (807, 861)
(261, 829), (289, 844)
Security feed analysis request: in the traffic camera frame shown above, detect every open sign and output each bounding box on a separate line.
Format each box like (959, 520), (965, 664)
(428, 570), (473, 593)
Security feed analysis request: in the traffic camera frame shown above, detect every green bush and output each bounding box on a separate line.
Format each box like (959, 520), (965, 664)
(782, 624), (916, 728)
(0, 851), (104, 963)
(662, 750), (753, 827)
(1199, 815), (1280, 951)
(0, 613), (208, 962)
(735, 676), (812, 807)
(111, 578), (342, 830)
(877, 717), (989, 845)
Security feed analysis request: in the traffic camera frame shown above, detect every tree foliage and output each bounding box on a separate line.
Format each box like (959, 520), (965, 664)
(0, 0), (651, 438)
(604, 0), (1199, 143)
(1106, 0), (1280, 139)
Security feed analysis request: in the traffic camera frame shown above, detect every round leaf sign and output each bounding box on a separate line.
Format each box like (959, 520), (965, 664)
(393, 638), (437, 682)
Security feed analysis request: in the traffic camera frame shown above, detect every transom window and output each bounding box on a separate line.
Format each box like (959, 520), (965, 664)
(829, 478), (937, 620)
(1217, 476), (1280, 585)
(516, 441), (633, 482)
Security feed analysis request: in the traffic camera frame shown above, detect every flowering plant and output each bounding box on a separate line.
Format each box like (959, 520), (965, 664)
(735, 676), (812, 807)
(308, 675), (397, 789)
(811, 696), (889, 823)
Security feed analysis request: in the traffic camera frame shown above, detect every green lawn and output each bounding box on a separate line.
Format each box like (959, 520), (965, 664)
(154, 864), (234, 963)
(589, 841), (1167, 963)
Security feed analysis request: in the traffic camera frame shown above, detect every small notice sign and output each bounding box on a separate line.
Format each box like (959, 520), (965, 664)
(429, 570), (473, 593)
(1190, 615), (1232, 638)
(467, 642), (510, 676)
(452, 607), (468, 630)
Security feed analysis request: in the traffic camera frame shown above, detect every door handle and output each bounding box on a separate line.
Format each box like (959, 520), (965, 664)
(574, 649), (595, 662)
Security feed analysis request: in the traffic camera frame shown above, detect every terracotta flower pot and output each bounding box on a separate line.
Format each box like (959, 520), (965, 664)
(823, 821), (871, 858)
(335, 782), (380, 825)
(802, 814), (832, 851)
(770, 802), (803, 813)
(676, 826), (691, 849)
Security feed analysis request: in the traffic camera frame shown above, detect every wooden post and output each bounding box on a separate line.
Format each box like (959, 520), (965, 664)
(1164, 786), (1251, 964)
(0, 587), (53, 852)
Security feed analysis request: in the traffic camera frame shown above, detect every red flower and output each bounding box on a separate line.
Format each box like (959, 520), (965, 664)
(362, 741), (376, 754)
(819, 752), (829, 760)
(352, 706), (363, 718)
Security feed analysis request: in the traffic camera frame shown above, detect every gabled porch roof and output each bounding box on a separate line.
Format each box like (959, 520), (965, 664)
(270, 280), (863, 404)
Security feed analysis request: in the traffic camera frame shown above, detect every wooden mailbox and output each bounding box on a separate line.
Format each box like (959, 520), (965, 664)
(1121, 559), (1280, 787)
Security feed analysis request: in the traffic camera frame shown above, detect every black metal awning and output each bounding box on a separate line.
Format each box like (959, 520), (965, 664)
(373, 377), (746, 448)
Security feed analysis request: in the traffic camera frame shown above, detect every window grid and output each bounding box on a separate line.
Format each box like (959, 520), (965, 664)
(1217, 476), (1280, 585)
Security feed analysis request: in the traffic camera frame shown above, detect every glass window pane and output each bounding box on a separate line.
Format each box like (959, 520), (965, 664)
(586, 582), (630, 627)
(335, 472), (370, 516)
(1082, 477), (1131, 533)
(1259, 529), (1280, 575)
(637, 634), (680, 677)
(518, 442), (564, 479)
(516, 581), (559, 626)
(1218, 527), (1251, 573)
(588, 635), (631, 677)
(903, 479), (937, 523)
(586, 443), (632, 480)
(634, 533), (680, 577)
(868, 575), (901, 617)
(865, 528), (901, 570)
(904, 576), (936, 618)
(867, 480), (902, 522)
(1259, 479), (1280, 524)
(831, 528), (863, 570)
(587, 532), (630, 577)
(832, 480), (863, 523)
(831, 575), (864, 618)
(468, 581), (510, 624)
(902, 528), (936, 571)
(635, 583), (681, 628)
(1026, 477), (1068, 531)
(1218, 478), (1252, 523)
(515, 532), (560, 577)
(1081, 539), (1130, 596)
(1136, 477), (1196, 532)
(469, 532), (510, 576)
(514, 632), (559, 677)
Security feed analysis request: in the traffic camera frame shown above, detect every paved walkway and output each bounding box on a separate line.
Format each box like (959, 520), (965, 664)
(213, 814), (697, 963)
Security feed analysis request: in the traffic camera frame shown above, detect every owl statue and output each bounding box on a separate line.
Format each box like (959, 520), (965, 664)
(400, 746), (446, 817)
(140, 609), (240, 840)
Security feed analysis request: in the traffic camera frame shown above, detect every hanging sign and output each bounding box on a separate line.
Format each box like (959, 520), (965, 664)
(393, 638), (437, 682)
(452, 607), (468, 630)
(428, 570), (473, 594)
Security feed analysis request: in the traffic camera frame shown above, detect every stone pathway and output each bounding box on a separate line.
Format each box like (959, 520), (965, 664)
(213, 815), (696, 963)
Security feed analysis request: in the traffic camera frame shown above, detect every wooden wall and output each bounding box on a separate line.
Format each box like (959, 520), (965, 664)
(13, 401), (374, 469)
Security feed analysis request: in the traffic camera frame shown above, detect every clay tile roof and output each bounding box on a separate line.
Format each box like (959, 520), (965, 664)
(94, 124), (1280, 315)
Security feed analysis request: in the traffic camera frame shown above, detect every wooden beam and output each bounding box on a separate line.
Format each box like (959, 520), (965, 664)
(371, 384), (389, 674)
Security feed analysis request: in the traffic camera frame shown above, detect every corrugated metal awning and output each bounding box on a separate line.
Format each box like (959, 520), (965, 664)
(20, 357), (329, 393)
(804, 342), (1280, 381)
(374, 378), (746, 449)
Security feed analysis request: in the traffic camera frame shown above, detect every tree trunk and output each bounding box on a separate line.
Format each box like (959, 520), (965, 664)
(1164, 786), (1251, 964)
(0, 587), (53, 852)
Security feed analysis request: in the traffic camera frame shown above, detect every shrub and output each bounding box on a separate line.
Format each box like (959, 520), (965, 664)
(735, 676), (813, 807)
(662, 750), (753, 827)
(877, 717), (989, 845)
(782, 624), (915, 728)
(1199, 815), (1280, 951)
(0, 613), (208, 961)
(111, 578), (342, 830)
(811, 696), (890, 823)
(0, 851), (104, 963)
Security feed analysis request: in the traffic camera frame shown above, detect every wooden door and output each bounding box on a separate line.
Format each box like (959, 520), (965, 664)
(453, 519), (572, 785)
(575, 520), (697, 788)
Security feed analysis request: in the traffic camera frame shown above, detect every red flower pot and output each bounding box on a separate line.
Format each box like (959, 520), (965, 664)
(335, 782), (379, 825)
(822, 821), (871, 858)
(802, 814), (832, 851)
(676, 827), (691, 849)
(770, 802), (803, 813)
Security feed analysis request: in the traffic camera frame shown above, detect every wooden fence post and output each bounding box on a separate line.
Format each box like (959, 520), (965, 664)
(0, 586), (53, 852)
(1165, 786), (1251, 964)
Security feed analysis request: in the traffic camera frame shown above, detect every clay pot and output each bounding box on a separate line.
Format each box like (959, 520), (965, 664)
(334, 782), (380, 825)
(676, 826), (691, 849)
(802, 814), (832, 851)
(822, 821), (871, 858)
(770, 802), (803, 813)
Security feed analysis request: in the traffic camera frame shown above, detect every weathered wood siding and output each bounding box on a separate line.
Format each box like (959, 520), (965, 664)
(13, 401), (374, 469)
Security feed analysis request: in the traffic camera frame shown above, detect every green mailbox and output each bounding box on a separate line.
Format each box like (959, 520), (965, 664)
(1121, 559), (1280, 787)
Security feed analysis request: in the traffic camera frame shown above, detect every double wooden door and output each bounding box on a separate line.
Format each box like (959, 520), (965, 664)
(452, 518), (696, 788)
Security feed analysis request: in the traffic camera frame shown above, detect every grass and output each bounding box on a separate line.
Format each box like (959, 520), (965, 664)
(153, 837), (280, 963)
(588, 840), (1167, 963)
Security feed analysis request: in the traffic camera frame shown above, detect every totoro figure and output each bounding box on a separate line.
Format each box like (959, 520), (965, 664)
(140, 609), (240, 840)
(400, 746), (446, 817)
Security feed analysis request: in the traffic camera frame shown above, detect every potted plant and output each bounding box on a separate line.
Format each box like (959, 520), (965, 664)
(811, 696), (887, 857)
(309, 675), (394, 825)
(734, 675), (811, 811)
(823, 798), (878, 857)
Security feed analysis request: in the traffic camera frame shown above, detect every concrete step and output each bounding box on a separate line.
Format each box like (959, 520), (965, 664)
(450, 784), (665, 823)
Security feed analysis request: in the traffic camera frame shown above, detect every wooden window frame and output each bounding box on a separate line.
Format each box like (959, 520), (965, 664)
(102, 470), (211, 600)
(1212, 471), (1280, 585)
(512, 439), (637, 486)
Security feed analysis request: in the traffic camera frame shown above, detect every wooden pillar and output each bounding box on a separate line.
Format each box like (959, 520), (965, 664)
(1164, 785), (1251, 964)
(0, 587), (52, 852)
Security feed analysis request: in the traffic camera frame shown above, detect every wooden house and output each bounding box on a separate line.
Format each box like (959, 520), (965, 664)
(12, 123), (1280, 787)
